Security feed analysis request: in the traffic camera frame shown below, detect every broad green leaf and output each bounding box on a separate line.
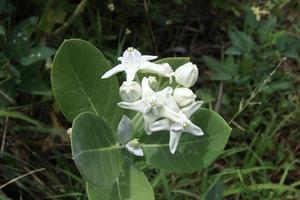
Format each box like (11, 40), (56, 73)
(72, 112), (123, 187)
(51, 39), (122, 130)
(87, 163), (154, 200)
(20, 46), (56, 66)
(154, 57), (190, 68)
(142, 108), (231, 173)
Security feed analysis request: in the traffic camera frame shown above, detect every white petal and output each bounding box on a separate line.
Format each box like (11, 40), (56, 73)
(169, 130), (182, 154)
(101, 64), (125, 79)
(156, 87), (173, 102)
(117, 57), (123, 62)
(140, 62), (174, 78)
(124, 67), (138, 82)
(118, 100), (146, 113)
(143, 113), (159, 135)
(141, 77), (154, 98)
(123, 48), (142, 62)
(184, 122), (204, 136)
(140, 62), (165, 73)
(170, 122), (183, 132)
(125, 142), (144, 157)
(149, 119), (171, 132)
(118, 115), (132, 144)
(142, 55), (158, 61)
(181, 101), (203, 118)
(163, 105), (183, 123)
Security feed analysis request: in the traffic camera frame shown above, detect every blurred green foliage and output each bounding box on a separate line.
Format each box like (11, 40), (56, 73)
(0, 0), (299, 199)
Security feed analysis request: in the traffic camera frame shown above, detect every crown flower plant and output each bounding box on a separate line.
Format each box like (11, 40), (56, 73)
(51, 39), (231, 200)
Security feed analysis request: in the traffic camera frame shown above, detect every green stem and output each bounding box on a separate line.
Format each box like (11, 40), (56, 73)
(53, 0), (88, 36)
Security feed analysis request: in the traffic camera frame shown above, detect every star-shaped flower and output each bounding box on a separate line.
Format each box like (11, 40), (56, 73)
(150, 101), (204, 154)
(101, 47), (173, 81)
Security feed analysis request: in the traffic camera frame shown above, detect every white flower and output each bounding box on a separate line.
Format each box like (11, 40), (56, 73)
(150, 101), (204, 154)
(173, 87), (197, 107)
(125, 139), (144, 157)
(118, 115), (143, 156)
(118, 77), (173, 135)
(101, 47), (173, 82)
(119, 81), (142, 102)
(174, 62), (198, 87)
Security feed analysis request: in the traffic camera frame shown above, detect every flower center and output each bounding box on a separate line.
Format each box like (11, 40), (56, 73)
(127, 47), (134, 52)
(182, 121), (190, 128)
(150, 99), (157, 107)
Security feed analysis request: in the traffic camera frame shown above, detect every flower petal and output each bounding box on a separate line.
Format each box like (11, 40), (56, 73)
(149, 119), (171, 132)
(141, 77), (155, 98)
(118, 99), (146, 113)
(101, 64), (125, 79)
(125, 142), (144, 157)
(142, 55), (158, 61)
(122, 48), (142, 65)
(163, 105), (183, 123)
(124, 67), (138, 82)
(169, 130), (182, 154)
(117, 115), (132, 145)
(181, 101), (203, 118)
(143, 113), (159, 135)
(156, 87), (179, 111)
(140, 62), (174, 78)
(184, 122), (204, 136)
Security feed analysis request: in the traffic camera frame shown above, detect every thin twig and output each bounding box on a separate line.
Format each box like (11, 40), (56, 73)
(0, 168), (45, 189)
(229, 57), (286, 124)
(231, 120), (246, 132)
(214, 81), (223, 112)
(53, 0), (88, 36)
(0, 90), (16, 105)
(0, 116), (9, 158)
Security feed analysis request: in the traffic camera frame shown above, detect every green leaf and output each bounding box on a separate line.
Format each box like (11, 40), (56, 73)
(205, 180), (224, 200)
(87, 163), (154, 200)
(51, 39), (122, 130)
(225, 47), (241, 56)
(257, 17), (277, 44)
(19, 78), (51, 96)
(0, 110), (43, 127)
(202, 55), (232, 81)
(72, 112), (123, 187)
(154, 57), (190, 68)
(5, 17), (38, 59)
(142, 108), (231, 173)
(228, 31), (257, 53)
(20, 46), (56, 66)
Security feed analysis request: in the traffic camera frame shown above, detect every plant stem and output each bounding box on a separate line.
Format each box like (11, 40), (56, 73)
(229, 57), (286, 124)
(53, 0), (88, 36)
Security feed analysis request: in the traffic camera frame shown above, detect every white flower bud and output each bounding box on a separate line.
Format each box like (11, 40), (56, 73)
(173, 87), (196, 107)
(119, 81), (141, 102)
(174, 62), (198, 87)
(148, 76), (158, 90)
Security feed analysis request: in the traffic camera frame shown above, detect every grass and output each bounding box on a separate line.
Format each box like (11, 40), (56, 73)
(0, 0), (300, 199)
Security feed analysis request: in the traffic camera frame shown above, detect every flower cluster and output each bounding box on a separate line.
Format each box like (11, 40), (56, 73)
(102, 47), (204, 154)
